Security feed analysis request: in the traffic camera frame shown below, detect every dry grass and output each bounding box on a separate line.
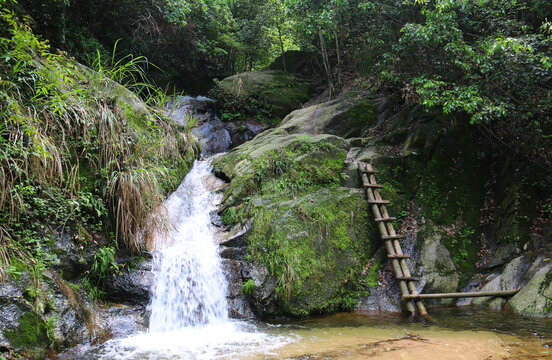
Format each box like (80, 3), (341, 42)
(0, 8), (194, 276)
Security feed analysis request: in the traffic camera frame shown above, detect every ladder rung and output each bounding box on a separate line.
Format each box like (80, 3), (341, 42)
(368, 200), (390, 204)
(382, 234), (405, 240)
(363, 183), (384, 188)
(361, 168), (378, 174)
(402, 289), (519, 300)
(388, 254), (411, 259)
(396, 276), (420, 281)
(374, 217), (396, 222)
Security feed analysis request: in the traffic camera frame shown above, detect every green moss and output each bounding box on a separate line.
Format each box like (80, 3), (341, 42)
(4, 312), (49, 348)
(409, 126), (489, 273)
(348, 102), (376, 128)
(211, 70), (314, 125)
(245, 188), (378, 316)
(365, 257), (382, 288)
(224, 139), (347, 203)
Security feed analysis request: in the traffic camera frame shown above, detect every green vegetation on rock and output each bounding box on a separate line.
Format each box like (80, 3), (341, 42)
(4, 312), (49, 349)
(211, 70), (315, 125)
(246, 188), (376, 315)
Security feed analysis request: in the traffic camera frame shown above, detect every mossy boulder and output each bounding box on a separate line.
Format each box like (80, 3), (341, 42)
(212, 97), (384, 316)
(279, 93), (376, 138)
(212, 70), (316, 125)
(509, 262), (552, 317)
(213, 130), (350, 207)
(0, 270), (102, 359)
(243, 188), (377, 316)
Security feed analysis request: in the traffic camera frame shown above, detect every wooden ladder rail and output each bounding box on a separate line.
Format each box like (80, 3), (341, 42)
(358, 162), (427, 316)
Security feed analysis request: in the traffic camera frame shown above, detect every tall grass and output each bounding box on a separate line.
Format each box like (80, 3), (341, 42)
(0, 6), (195, 276)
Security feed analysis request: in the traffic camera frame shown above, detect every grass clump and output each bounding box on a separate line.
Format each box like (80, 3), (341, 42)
(0, 4), (196, 283)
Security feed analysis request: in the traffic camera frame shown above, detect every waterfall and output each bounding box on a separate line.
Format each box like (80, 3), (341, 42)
(85, 160), (293, 360)
(149, 160), (228, 332)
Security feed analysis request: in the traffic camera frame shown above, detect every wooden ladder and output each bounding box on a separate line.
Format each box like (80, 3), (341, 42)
(358, 162), (520, 316)
(358, 162), (427, 315)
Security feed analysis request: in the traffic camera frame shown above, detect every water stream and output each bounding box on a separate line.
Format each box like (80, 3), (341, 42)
(148, 160), (228, 331)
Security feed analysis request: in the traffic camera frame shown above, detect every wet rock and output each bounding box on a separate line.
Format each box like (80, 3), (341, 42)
(50, 231), (83, 279)
(0, 270), (102, 359)
(219, 246), (247, 259)
(224, 119), (266, 147)
(0, 275), (33, 352)
(220, 259), (254, 319)
(100, 305), (147, 338)
(193, 117), (232, 155)
(167, 96), (232, 155)
(479, 243), (519, 270)
(49, 228), (103, 281)
(509, 262), (552, 317)
(217, 221), (251, 248)
(45, 271), (103, 349)
(102, 259), (154, 305)
(472, 274), (505, 310)
(356, 281), (402, 313)
(421, 232), (459, 299)
(241, 262), (278, 315)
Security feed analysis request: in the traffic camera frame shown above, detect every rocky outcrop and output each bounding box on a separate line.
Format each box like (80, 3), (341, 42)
(212, 70), (319, 133)
(0, 270), (104, 360)
(213, 89), (552, 318)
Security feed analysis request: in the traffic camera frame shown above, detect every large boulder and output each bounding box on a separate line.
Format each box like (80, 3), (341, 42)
(212, 70), (317, 126)
(421, 231), (459, 295)
(509, 262), (552, 317)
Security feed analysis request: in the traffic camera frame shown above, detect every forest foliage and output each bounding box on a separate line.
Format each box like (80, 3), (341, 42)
(10, 0), (551, 156)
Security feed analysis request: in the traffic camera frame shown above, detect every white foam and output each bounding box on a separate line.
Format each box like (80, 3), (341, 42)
(96, 321), (295, 360)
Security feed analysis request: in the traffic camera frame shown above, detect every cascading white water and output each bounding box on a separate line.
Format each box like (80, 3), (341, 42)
(149, 160), (228, 332)
(85, 161), (295, 360)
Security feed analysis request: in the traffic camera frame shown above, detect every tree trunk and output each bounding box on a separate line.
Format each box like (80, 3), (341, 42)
(277, 23), (286, 72)
(334, 29), (341, 89)
(319, 30), (334, 100)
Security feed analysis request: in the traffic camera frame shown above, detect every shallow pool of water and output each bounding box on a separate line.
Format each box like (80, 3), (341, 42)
(62, 306), (552, 360)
